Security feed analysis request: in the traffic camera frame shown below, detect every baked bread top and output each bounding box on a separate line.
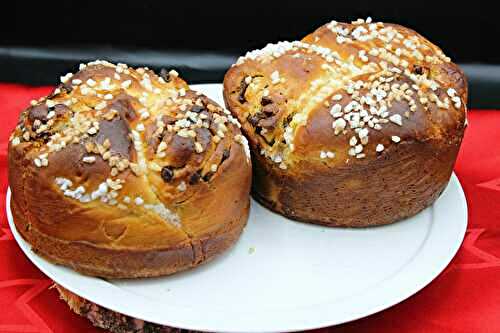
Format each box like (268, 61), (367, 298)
(9, 60), (251, 250)
(224, 18), (467, 170)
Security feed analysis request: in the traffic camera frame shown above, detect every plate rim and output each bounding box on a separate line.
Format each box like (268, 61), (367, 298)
(6, 83), (468, 333)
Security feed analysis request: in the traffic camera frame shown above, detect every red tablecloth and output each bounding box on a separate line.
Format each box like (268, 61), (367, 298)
(0, 83), (499, 333)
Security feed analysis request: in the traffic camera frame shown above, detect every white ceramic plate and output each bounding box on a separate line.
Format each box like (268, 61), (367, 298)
(7, 84), (467, 333)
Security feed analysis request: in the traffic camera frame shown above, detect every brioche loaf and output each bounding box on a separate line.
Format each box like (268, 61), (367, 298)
(55, 284), (191, 333)
(223, 18), (467, 227)
(9, 61), (252, 277)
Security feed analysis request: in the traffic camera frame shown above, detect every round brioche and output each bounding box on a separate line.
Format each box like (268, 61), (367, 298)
(223, 18), (467, 227)
(54, 284), (192, 333)
(9, 61), (252, 278)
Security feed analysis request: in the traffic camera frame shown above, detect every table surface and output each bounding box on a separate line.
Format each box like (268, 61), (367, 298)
(0, 83), (499, 333)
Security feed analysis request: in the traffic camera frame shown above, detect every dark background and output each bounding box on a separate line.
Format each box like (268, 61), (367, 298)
(0, 1), (497, 108)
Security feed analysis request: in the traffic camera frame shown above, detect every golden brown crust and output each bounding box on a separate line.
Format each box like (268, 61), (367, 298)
(251, 139), (458, 226)
(223, 18), (467, 227)
(9, 61), (252, 277)
(12, 197), (248, 278)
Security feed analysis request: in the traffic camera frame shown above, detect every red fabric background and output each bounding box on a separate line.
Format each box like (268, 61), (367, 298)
(0, 83), (499, 333)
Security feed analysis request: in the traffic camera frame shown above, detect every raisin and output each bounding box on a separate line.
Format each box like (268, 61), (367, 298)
(283, 114), (293, 127)
(238, 79), (249, 104)
(190, 105), (205, 113)
(202, 172), (213, 182)
(413, 65), (424, 75)
(189, 172), (201, 185)
(161, 166), (174, 182)
(247, 114), (261, 127)
(160, 68), (171, 82)
(58, 84), (73, 94)
(60, 82), (73, 92)
(261, 96), (273, 106)
(221, 148), (230, 162)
